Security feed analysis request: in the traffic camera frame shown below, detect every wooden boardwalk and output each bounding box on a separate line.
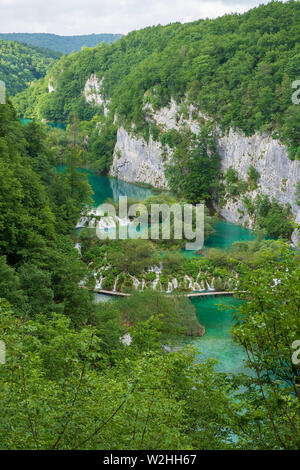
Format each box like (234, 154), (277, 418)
(95, 289), (244, 298)
(95, 289), (131, 297)
(186, 291), (244, 298)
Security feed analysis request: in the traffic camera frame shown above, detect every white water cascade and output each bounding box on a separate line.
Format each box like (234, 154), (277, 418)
(129, 275), (140, 290)
(166, 280), (173, 294)
(113, 274), (120, 292)
(94, 272), (104, 290)
(166, 278), (179, 293)
(149, 266), (162, 290)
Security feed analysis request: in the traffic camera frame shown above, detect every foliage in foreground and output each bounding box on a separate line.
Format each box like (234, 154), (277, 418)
(0, 245), (299, 449)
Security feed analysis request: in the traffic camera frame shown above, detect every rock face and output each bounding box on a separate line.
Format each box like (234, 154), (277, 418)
(109, 99), (300, 245)
(110, 126), (170, 189)
(217, 130), (300, 231)
(84, 74), (110, 117)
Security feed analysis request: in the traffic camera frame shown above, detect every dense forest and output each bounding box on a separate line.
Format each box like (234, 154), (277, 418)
(14, 1), (300, 158)
(0, 100), (299, 449)
(0, 33), (123, 54)
(0, 40), (61, 95)
(0, 1), (299, 451)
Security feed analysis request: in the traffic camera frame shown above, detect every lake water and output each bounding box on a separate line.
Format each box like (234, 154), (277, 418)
(188, 296), (247, 374)
(21, 118), (67, 130)
(78, 168), (153, 205)
(56, 166), (153, 204)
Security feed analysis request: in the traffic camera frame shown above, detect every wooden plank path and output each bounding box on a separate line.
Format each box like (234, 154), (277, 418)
(95, 289), (131, 297)
(186, 291), (244, 298)
(95, 289), (245, 298)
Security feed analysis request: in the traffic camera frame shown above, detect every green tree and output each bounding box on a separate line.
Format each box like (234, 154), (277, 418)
(166, 126), (220, 203)
(230, 244), (300, 449)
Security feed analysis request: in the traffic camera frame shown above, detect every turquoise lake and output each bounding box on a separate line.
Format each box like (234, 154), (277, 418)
(64, 167), (252, 374)
(21, 118), (67, 130)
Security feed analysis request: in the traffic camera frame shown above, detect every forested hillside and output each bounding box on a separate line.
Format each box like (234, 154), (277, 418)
(0, 100), (299, 450)
(0, 33), (123, 54)
(1, 0), (300, 449)
(0, 40), (61, 95)
(14, 1), (300, 158)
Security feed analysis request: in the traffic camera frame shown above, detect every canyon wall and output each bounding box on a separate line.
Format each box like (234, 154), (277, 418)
(84, 88), (299, 245)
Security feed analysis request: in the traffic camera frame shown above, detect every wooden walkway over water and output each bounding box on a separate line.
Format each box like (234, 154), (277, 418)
(186, 291), (245, 298)
(95, 289), (245, 298)
(95, 289), (130, 297)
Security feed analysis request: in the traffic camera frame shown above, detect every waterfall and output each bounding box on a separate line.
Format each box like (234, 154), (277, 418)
(206, 277), (215, 291)
(151, 266), (162, 290)
(166, 280), (173, 293)
(94, 272), (104, 290)
(129, 275), (140, 290)
(76, 207), (99, 228)
(172, 278), (178, 289)
(184, 275), (196, 291)
(76, 216), (88, 228)
(75, 243), (82, 255)
(76, 208), (132, 231)
(113, 274), (120, 292)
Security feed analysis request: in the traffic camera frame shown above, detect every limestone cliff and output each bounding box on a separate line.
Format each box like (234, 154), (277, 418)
(108, 99), (300, 245)
(217, 130), (300, 228)
(110, 126), (170, 189)
(84, 74), (110, 117)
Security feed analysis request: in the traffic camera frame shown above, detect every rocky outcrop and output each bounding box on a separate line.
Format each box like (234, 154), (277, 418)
(217, 130), (299, 217)
(110, 126), (170, 189)
(216, 130), (300, 246)
(291, 211), (300, 247)
(84, 74), (110, 117)
(108, 98), (300, 245)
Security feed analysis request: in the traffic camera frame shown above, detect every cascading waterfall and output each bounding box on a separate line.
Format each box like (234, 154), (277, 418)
(89, 265), (218, 293)
(113, 274), (120, 292)
(94, 272), (104, 290)
(77, 207), (133, 231)
(204, 278), (215, 291)
(184, 275), (197, 291)
(129, 275), (140, 290)
(149, 266), (162, 290)
(75, 243), (82, 255)
(166, 280), (173, 293)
